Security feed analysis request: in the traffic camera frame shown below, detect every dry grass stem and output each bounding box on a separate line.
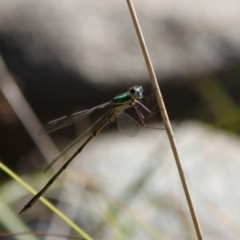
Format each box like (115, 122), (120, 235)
(125, 0), (204, 239)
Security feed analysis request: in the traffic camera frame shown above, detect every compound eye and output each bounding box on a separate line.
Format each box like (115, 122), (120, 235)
(129, 88), (135, 94)
(129, 86), (143, 98)
(136, 86), (143, 95)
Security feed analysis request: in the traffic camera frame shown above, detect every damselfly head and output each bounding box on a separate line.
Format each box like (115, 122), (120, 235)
(129, 86), (143, 100)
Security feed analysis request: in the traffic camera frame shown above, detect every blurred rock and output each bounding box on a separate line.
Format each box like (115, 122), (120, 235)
(52, 121), (240, 239)
(0, 0), (240, 83)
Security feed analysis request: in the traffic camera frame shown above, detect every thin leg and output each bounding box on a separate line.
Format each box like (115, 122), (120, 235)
(145, 103), (159, 119)
(141, 87), (155, 106)
(147, 86), (165, 113)
(136, 89), (164, 128)
(134, 105), (146, 126)
(19, 119), (110, 214)
(134, 105), (164, 130)
(136, 105), (145, 119)
(134, 99), (151, 113)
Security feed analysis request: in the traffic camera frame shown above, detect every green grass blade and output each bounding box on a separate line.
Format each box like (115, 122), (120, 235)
(0, 161), (93, 240)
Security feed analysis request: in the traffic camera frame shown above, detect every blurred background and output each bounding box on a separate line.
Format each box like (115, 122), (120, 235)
(0, 0), (240, 239)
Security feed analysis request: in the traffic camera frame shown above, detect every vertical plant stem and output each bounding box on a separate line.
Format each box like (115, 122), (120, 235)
(125, 1), (203, 239)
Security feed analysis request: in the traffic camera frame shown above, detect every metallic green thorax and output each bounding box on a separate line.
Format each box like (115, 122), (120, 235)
(112, 85), (143, 116)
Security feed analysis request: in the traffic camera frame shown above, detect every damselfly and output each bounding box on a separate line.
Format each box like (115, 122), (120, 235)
(20, 85), (162, 214)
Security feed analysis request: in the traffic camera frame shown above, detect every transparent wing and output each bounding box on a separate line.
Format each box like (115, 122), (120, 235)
(117, 112), (139, 137)
(39, 101), (112, 135)
(44, 109), (113, 172)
